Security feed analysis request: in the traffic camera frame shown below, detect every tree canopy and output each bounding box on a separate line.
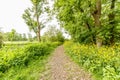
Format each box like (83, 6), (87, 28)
(3, 29), (27, 41)
(22, 0), (46, 42)
(54, 0), (120, 47)
(42, 26), (65, 42)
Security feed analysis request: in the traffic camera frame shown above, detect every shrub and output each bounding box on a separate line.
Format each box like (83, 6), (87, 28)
(0, 42), (56, 73)
(24, 43), (52, 60)
(64, 41), (120, 80)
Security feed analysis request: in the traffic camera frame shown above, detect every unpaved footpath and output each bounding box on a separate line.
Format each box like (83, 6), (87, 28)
(40, 46), (92, 80)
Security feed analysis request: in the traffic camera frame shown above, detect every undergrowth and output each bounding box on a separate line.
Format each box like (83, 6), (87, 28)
(0, 42), (61, 80)
(64, 41), (120, 80)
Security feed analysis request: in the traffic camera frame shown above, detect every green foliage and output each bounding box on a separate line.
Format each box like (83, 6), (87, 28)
(54, 0), (120, 45)
(3, 29), (28, 41)
(0, 56), (48, 80)
(22, 33), (27, 41)
(24, 43), (51, 59)
(0, 42), (58, 79)
(28, 33), (33, 42)
(54, 0), (94, 43)
(22, 0), (46, 41)
(22, 8), (38, 33)
(42, 26), (65, 42)
(64, 41), (120, 80)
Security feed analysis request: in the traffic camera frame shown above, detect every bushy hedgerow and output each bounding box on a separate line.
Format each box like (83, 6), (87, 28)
(0, 42), (58, 73)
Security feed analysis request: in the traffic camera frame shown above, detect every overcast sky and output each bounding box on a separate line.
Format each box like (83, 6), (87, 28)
(0, 0), (33, 34)
(0, 0), (56, 35)
(0, 0), (70, 38)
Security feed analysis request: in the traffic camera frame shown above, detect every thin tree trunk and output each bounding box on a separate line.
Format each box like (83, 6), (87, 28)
(37, 15), (41, 42)
(36, 4), (41, 42)
(92, 0), (102, 47)
(109, 0), (116, 45)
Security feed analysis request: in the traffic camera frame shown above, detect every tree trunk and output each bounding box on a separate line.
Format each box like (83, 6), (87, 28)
(36, 4), (41, 42)
(109, 0), (116, 45)
(37, 16), (41, 42)
(92, 0), (102, 48)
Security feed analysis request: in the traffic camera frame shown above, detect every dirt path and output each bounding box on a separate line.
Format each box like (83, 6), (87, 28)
(40, 46), (92, 80)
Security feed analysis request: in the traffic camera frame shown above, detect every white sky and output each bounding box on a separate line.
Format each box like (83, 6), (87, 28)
(0, 0), (70, 38)
(0, 0), (54, 35)
(0, 0), (32, 34)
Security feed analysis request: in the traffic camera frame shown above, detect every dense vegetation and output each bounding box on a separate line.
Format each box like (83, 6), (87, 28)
(22, 0), (47, 42)
(0, 42), (60, 80)
(54, 0), (120, 47)
(42, 26), (65, 42)
(0, 0), (120, 80)
(3, 29), (28, 41)
(54, 1), (120, 79)
(64, 41), (120, 80)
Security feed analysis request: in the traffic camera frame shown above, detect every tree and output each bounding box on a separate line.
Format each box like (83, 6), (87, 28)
(108, 0), (116, 45)
(3, 29), (28, 41)
(42, 26), (64, 42)
(92, 0), (102, 47)
(23, 33), (27, 41)
(101, 0), (120, 45)
(22, 0), (46, 42)
(54, 0), (120, 47)
(9, 29), (16, 41)
(17, 34), (22, 41)
(28, 33), (33, 42)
